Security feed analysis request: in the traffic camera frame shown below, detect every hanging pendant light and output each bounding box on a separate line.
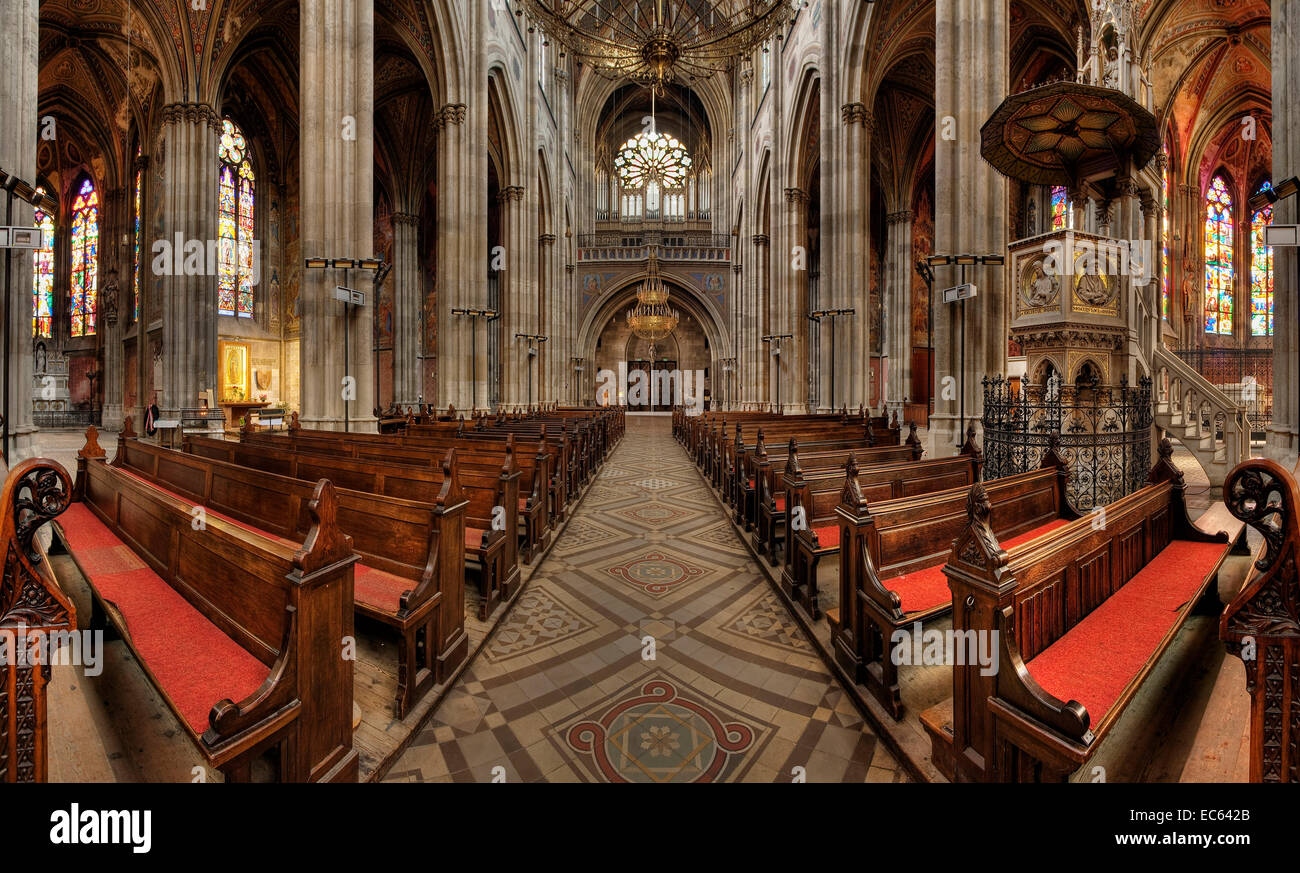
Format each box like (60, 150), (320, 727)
(627, 248), (679, 357)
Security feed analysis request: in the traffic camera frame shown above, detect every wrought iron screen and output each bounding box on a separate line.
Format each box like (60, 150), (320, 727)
(982, 373), (1153, 513)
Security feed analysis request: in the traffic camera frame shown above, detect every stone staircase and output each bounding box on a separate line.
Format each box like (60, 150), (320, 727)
(1152, 346), (1250, 489)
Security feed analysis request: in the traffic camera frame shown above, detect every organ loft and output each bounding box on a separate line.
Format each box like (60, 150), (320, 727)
(0, 0), (1296, 816)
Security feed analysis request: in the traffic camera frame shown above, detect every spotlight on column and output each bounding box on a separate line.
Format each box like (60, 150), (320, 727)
(304, 257), (330, 269)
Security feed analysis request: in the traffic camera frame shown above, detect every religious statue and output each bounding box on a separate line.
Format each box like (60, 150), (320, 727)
(1102, 45), (1120, 89)
(1075, 271), (1112, 306)
(1022, 258), (1059, 307)
(101, 270), (121, 325)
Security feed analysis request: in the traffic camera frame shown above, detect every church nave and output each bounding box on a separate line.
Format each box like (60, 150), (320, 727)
(385, 416), (902, 783)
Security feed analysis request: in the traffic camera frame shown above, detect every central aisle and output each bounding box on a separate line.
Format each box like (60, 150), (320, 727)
(385, 415), (903, 783)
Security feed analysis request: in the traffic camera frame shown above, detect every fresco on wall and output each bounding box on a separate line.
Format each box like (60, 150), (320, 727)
(686, 271), (726, 313)
(911, 189), (933, 347)
(579, 271), (621, 312)
(284, 170), (301, 333)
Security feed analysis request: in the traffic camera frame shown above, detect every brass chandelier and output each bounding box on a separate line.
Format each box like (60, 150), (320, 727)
(522, 0), (797, 93)
(627, 249), (679, 357)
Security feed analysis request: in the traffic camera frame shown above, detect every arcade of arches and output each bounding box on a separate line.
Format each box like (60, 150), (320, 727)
(1, 0), (1297, 786)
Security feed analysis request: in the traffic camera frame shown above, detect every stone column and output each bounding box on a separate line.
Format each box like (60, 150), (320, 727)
(565, 262), (578, 402)
(0, 0), (38, 458)
(435, 102), (471, 411)
(1139, 186), (1161, 374)
(840, 103), (872, 410)
(731, 261), (743, 409)
(300, 0), (375, 431)
(1270, 0), (1299, 465)
(932, 0), (1009, 455)
(391, 211), (420, 405)
(158, 102), (220, 419)
(753, 233), (771, 408)
(884, 209), (914, 421)
(498, 185), (526, 410)
(539, 232), (557, 405)
(783, 187), (809, 413)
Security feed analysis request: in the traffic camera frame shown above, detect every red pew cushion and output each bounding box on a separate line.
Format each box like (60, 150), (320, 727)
(812, 525), (840, 550)
(886, 519), (1076, 615)
(465, 527), (485, 550)
(774, 495), (786, 511)
(58, 503), (271, 735)
(355, 564), (413, 615)
(1027, 540), (1230, 723)
(888, 565), (951, 614)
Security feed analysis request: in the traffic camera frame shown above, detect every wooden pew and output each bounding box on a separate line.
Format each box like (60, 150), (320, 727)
(686, 408), (900, 468)
(115, 433), (467, 718)
(831, 441), (1075, 718)
(754, 432), (925, 564)
(241, 423), (550, 566)
(782, 441), (987, 621)
(922, 439), (1235, 782)
(735, 422), (907, 534)
(414, 419), (575, 517)
(0, 457), (78, 782)
(185, 432), (516, 621)
(1219, 457), (1300, 783)
(56, 429), (358, 782)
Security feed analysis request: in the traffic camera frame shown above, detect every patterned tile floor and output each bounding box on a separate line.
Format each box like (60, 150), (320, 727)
(385, 416), (905, 783)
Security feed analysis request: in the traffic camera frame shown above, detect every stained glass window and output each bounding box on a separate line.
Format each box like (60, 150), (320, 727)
(1204, 174), (1233, 335)
(614, 130), (691, 190)
(1161, 149), (1170, 319)
(133, 157), (142, 322)
(31, 191), (54, 338)
(218, 118), (255, 318)
(1050, 185), (1070, 230)
(70, 177), (99, 337)
(1251, 181), (1273, 336)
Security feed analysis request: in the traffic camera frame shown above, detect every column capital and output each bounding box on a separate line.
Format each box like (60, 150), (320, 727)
(784, 187), (808, 204)
(1153, 149), (1168, 172)
(752, 233), (770, 247)
(498, 185), (526, 202)
(438, 103), (467, 127)
(733, 264), (743, 274)
(392, 211), (419, 227)
(886, 209), (913, 225)
(1179, 183), (1198, 198)
(565, 263), (575, 273)
(159, 102), (221, 132)
(539, 233), (557, 245)
(840, 102), (869, 126)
